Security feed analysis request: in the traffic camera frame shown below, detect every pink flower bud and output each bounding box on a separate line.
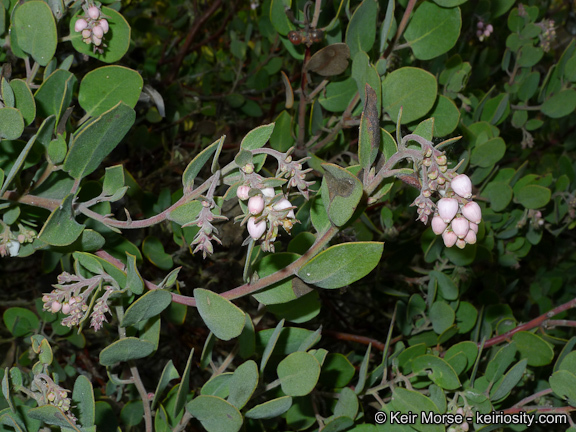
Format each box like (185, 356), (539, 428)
(431, 216), (448, 235)
(451, 217), (470, 238)
(469, 222), (478, 234)
(92, 35), (102, 46)
(462, 201), (482, 224)
(93, 25), (104, 39)
(88, 6), (100, 19)
(456, 239), (467, 249)
(247, 217), (266, 240)
(248, 195), (265, 215)
(75, 18), (88, 32)
(82, 29), (91, 39)
(62, 303), (71, 314)
(442, 230), (458, 248)
(464, 229), (477, 245)
(273, 198), (295, 218)
(486, 24), (493, 33)
(261, 187), (275, 198)
(437, 198), (458, 223)
(51, 301), (61, 313)
(99, 19), (109, 33)
(236, 185), (250, 200)
(451, 174), (472, 198)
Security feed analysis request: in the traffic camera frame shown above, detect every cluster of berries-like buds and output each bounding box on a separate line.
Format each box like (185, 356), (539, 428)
(432, 174), (482, 249)
(42, 272), (114, 330)
(32, 374), (76, 423)
(476, 20), (493, 42)
(537, 19), (556, 52)
(410, 140), (483, 249)
(74, 4), (109, 51)
(236, 184), (297, 252)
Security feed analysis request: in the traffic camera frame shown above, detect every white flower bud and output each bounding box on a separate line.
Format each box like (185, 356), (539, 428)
(442, 230), (458, 248)
(261, 187), (275, 198)
(431, 216), (448, 235)
(99, 19), (109, 33)
(456, 238), (467, 249)
(248, 195), (265, 215)
(7, 241), (20, 257)
(247, 217), (266, 240)
(88, 6), (100, 19)
(273, 198), (295, 218)
(437, 198), (458, 223)
(469, 222), (478, 234)
(462, 201), (482, 224)
(92, 25), (104, 39)
(464, 229), (477, 245)
(451, 217), (470, 238)
(236, 185), (250, 200)
(75, 18), (88, 32)
(451, 174), (473, 198)
(62, 303), (71, 314)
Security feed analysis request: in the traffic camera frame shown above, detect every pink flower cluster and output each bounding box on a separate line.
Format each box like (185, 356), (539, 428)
(74, 5), (109, 49)
(431, 174), (482, 249)
(476, 20), (493, 42)
(237, 185), (296, 251)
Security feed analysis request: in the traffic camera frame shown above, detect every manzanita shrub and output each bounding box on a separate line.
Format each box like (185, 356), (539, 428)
(1, 0), (576, 431)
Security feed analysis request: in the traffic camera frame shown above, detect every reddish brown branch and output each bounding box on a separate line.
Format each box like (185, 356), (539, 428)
(167, 0), (223, 83)
(482, 296), (576, 349)
(324, 330), (402, 352)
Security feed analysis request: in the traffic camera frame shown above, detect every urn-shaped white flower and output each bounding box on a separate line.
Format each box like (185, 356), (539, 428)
(462, 201), (482, 224)
(451, 174), (473, 198)
(247, 217), (266, 240)
(451, 217), (470, 238)
(75, 18), (88, 32)
(236, 185), (250, 200)
(442, 230), (458, 248)
(437, 198), (459, 223)
(273, 198), (295, 218)
(248, 195), (265, 215)
(99, 19), (109, 33)
(431, 216), (448, 235)
(88, 6), (100, 19)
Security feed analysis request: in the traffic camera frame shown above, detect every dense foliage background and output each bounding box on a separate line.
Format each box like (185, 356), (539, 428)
(1, 0), (576, 431)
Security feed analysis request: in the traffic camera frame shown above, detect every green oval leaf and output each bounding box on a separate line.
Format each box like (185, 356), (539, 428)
(13, 1), (57, 66)
(0, 107), (24, 140)
(298, 242), (383, 289)
(515, 184), (551, 209)
(72, 375), (95, 427)
(245, 396), (293, 419)
(9, 79), (36, 126)
(253, 253), (300, 305)
(512, 331), (554, 366)
(430, 95), (460, 137)
(550, 370), (576, 405)
(79, 66), (143, 118)
(69, 7), (131, 63)
(182, 137), (223, 191)
(542, 90), (576, 118)
(321, 163), (364, 227)
(429, 301), (455, 334)
(34, 69), (77, 124)
(382, 67), (437, 124)
(471, 137), (506, 168)
(185, 395), (242, 432)
(99, 337), (155, 366)
(240, 123), (275, 150)
(404, 2), (461, 60)
(345, 0), (378, 59)
(3, 307), (39, 337)
(412, 355), (461, 390)
(490, 359), (527, 401)
(227, 360), (259, 409)
(121, 289), (172, 327)
(38, 195), (86, 246)
(63, 102), (135, 179)
(277, 351), (321, 396)
(194, 288), (246, 341)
